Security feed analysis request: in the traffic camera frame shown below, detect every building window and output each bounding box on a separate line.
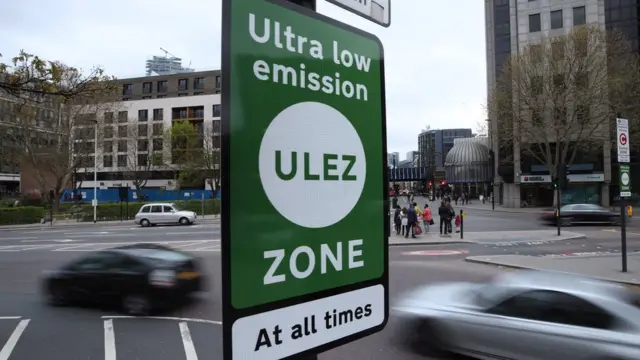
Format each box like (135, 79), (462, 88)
(212, 134), (221, 149)
(118, 139), (127, 152)
(157, 95), (167, 99)
(142, 82), (152, 94)
(103, 126), (114, 139)
(529, 13), (541, 32)
(153, 138), (164, 151)
(178, 79), (188, 91)
(142, 96), (152, 100)
(531, 76), (543, 95)
(138, 139), (149, 152)
(194, 77), (205, 90)
(118, 125), (128, 138)
(575, 72), (588, 90)
(573, 6), (586, 26)
(103, 155), (113, 168)
(532, 109), (542, 125)
(215, 75), (221, 88)
(212, 120), (221, 133)
(551, 42), (564, 61)
(194, 92), (204, 95)
(138, 109), (148, 122)
(138, 124), (148, 136)
(576, 105), (589, 124)
(153, 108), (163, 121)
(122, 84), (132, 96)
(178, 93), (188, 97)
(118, 111), (128, 123)
(137, 154), (148, 167)
(213, 104), (221, 117)
(550, 10), (563, 29)
(554, 106), (567, 125)
(103, 141), (113, 154)
(117, 155), (127, 167)
(152, 153), (164, 166)
(157, 80), (168, 93)
(104, 112), (114, 124)
(153, 123), (164, 136)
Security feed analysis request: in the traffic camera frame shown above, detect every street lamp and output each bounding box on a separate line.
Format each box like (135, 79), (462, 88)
(93, 121), (98, 224)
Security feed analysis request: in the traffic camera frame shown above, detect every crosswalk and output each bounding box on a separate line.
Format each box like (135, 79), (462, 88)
(0, 240), (220, 253)
(0, 316), (221, 360)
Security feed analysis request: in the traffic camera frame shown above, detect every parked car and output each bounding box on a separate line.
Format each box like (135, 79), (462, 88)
(539, 204), (621, 226)
(42, 243), (204, 315)
(393, 270), (640, 359)
(134, 203), (197, 227)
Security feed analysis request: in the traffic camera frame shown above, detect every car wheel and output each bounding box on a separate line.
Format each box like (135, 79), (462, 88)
(47, 284), (68, 306)
(122, 294), (151, 316)
(411, 320), (450, 357)
(560, 217), (573, 226)
(179, 217), (190, 225)
(140, 219), (150, 227)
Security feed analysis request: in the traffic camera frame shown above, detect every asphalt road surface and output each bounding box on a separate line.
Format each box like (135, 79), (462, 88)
(0, 218), (634, 359)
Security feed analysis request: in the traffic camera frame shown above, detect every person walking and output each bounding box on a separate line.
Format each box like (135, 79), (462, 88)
(422, 203), (433, 233)
(400, 207), (408, 236)
(445, 199), (455, 234)
(393, 205), (402, 235)
(438, 201), (449, 235)
(406, 205), (417, 238)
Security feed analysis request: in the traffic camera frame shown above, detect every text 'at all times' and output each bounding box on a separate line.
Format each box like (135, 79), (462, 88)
(249, 13), (372, 101)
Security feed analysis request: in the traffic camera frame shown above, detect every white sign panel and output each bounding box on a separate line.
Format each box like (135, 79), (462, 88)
(326, 0), (391, 27)
(617, 118), (630, 163)
(520, 175), (552, 183)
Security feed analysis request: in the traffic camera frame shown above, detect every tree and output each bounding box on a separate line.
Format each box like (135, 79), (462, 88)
(121, 121), (166, 193)
(475, 120), (488, 136)
(0, 50), (114, 102)
(165, 121), (208, 189)
(0, 51), (117, 208)
(489, 25), (640, 189)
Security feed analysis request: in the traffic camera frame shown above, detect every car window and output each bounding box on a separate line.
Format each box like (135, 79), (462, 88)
(150, 205), (162, 213)
(560, 205), (574, 211)
(487, 290), (615, 329)
(68, 252), (120, 271)
(108, 255), (147, 272)
(163, 205), (173, 212)
(573, 205), (588, 211)
(140, 206), (150, 213)
(584, 204), (605, 211)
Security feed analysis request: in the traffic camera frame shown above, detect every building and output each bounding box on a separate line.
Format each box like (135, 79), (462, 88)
(72, 70), (222, 191)
(485, 0), (623, 207)
(145, 50), (195, 76)
(405, 150), (418, 163)
(444, 136), (492, 197)
(387, 152), (399, 168)
(418, 128), (473, 172)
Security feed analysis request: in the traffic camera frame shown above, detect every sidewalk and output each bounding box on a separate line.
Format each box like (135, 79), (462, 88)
(388, 229), (585, 246)
(0, 215), (221, 231)
(466, 252), (640, 285)
(390, 196), (548, 214)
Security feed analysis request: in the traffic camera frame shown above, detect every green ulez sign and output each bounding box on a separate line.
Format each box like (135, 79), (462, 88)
(221, 0), (388, 359)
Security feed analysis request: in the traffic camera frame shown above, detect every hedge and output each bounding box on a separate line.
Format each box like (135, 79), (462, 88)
(0, 199), (220, 225)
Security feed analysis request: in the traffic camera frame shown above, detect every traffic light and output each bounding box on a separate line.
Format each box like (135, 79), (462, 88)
(441, 180), (446, 186)
(552, 178), (558, 189)
(428, 181), (432, 187)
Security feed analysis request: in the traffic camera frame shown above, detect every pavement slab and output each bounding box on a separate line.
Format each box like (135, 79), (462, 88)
(465, 252), (640, 285)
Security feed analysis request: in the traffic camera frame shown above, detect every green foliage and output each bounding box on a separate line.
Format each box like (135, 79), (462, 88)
(0, 200), (220, 225)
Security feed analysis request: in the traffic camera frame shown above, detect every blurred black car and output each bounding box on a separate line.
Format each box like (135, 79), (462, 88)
(42, 243), (204, 315)
(539, 204), (621, 226)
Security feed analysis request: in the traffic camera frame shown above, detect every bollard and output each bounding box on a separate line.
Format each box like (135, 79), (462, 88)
(628, 205), (633, 218)
(460, 209), (464, 239)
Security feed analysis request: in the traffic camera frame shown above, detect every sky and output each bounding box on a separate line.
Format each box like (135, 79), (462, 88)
(1, 0), (487, 158)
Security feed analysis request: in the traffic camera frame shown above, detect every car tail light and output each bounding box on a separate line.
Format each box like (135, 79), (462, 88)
(149, 269), (176, 287)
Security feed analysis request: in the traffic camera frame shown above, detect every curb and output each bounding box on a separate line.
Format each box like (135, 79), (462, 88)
(473, 234), (587, 245)
(0, 218), (221, 231)
(464, 256), (640, 287)
(389, 241), (476, 246)
(459, 207), (546, 215)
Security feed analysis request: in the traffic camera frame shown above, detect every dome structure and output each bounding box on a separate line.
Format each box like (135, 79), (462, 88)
(445, 137), (492, 184)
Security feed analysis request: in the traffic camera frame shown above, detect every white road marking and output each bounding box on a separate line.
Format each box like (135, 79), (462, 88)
(0, 239), (221, 252)
(0, 237), (38, 241)
(102, 315), (222, 325)
(103, 319), (116, 360)
(0, 317), (21, 320)
(21, 239), (77, 243)
(192, 245), (220, 251)
(0, 319), (30, 360)
(179, 322), (199, 360)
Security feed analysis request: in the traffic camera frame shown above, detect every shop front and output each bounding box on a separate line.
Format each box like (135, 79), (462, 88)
(564, 173), (604, 205)
(519, 175), (554, 207)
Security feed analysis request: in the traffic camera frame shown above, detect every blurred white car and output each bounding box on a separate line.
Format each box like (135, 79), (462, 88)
(393, 270), (640, 359)
(134, 203), (197, 227)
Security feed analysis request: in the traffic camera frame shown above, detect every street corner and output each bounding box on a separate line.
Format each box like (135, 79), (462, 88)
(467, 230), (587, 245)
(388, 234), (476, 246)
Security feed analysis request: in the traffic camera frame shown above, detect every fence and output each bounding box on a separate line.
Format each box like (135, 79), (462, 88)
(60, 188), (220, 203)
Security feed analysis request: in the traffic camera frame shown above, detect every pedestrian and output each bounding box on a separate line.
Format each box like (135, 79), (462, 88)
(438, 201), (449, 235)
(393, 205), (402, 235)
(455, 212), (461, 233)
(422, 203), (433, 232)
(406, 205), (417, 239)
(445, 200), (455, 234)
(400, 207), (408, 236)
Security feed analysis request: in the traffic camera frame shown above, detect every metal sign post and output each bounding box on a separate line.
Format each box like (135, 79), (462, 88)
(221, 0), (389, 358)
(617, 118), (631, 272)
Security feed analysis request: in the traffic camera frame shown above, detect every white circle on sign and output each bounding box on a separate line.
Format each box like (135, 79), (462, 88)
(621, 172), (630, 185)
(258, 101), (366, 229)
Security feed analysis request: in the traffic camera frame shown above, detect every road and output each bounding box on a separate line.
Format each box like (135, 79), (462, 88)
(0, 215), (635, 359)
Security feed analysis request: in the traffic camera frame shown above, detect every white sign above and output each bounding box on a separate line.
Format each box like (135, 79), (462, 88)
(520, 175), (551, 183)
(567, 173), (604, 183)
(326, 0), (390, 27)
(617, 118), (630, 163)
